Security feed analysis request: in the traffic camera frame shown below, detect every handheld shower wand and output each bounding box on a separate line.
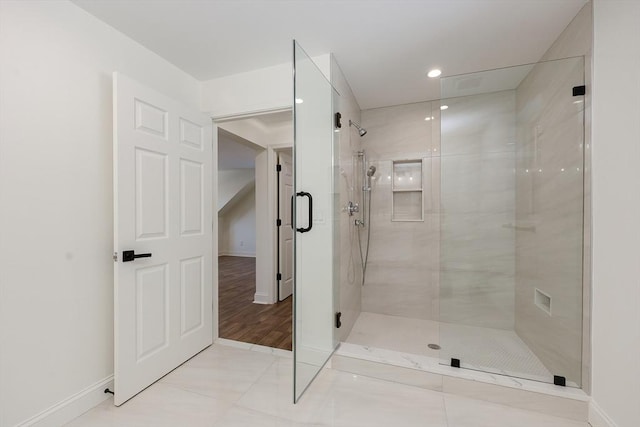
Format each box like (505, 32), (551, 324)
(365, 165), (376, 191)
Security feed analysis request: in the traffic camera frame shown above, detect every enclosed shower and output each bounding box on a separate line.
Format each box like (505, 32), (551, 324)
(339, 56), (586, 389)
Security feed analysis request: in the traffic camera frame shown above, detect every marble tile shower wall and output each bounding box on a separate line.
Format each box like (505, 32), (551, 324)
(439, 91), (517, 330)
(332, 55), (363, 341)
(360, 94), (518, 327)
(361, 101), (441, 320)
(514, 57), (585, 385)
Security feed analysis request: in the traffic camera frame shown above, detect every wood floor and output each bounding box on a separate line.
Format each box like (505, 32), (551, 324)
(218, 256), (292, 351)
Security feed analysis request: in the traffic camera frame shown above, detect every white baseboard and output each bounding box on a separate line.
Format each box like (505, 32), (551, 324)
(17, 375), (113, 427)
(253, 292), (272, 304)
(589, 400), (619, 427)
(218, 251), (256, 258)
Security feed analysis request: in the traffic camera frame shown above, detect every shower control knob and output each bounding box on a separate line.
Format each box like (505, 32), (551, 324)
(347, 201), (359, 216)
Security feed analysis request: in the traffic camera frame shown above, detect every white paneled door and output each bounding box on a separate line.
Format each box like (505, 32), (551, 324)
(278, 152), (294, 301)
(113, 73), (213, 406)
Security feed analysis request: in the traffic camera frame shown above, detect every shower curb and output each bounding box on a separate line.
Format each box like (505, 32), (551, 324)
(332, 343), (589, 422)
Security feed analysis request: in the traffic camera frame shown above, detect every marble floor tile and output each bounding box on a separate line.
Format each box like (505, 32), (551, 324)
(309, 370), (448, 427)
(66, 382), (233, 427)
(237, 356), (449, 427)
(215, 406), (324, 427)
(67, 343), (586, 427)
(236, 357), (332, 424)
(160, 344), (278, 402)
(443, 394), (589, 427)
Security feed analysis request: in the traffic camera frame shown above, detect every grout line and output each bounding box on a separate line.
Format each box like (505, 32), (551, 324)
(442, 393), (451, 427)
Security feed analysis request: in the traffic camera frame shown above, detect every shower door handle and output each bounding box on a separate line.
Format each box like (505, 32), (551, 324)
(295, 191), (313, 233)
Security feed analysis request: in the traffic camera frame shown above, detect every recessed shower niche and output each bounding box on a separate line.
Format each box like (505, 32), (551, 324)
(391, 159), (424, 222)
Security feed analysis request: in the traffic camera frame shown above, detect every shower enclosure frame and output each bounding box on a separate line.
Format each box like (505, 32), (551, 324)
(333, 56), (592, 396)
(437, 56), (588, 388)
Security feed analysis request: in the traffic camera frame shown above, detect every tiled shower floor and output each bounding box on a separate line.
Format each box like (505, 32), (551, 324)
(345, 312), (553, 383)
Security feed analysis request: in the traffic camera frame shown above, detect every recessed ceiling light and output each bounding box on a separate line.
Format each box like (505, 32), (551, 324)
(427, 69), (442, 78)
(295, 98), (303, 104)
(440, 105), (448, 110)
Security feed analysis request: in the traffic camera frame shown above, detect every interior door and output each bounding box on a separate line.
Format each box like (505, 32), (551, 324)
(113, 72), (213, 405)
(293, 41), (339, 402)
(278, 151), (293, 301)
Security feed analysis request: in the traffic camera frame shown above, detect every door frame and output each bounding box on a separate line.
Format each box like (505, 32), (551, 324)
(265, 143), (294, 305)
(211, 110), (292, 342)
(211, 119), (219, 343)
(275, 146), (294, 302)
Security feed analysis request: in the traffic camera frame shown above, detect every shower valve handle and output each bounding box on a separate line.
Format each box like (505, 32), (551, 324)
(347, 201), (359, 216)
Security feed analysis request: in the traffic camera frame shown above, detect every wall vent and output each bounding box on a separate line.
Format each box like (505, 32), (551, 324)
(534, 288), (552, 315)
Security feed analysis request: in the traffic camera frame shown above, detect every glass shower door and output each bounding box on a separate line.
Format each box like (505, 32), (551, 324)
(439, 57), (585, 386)
(293, 41), (339, 402)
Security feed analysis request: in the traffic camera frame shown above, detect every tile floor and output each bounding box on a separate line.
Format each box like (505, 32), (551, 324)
(67, 343), (589, 427)
(346, 312), (553, 382)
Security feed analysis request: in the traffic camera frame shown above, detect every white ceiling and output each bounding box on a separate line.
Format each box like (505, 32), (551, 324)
(72, 0), (587, 110)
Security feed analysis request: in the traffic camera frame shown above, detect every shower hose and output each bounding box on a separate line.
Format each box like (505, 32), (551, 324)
(357, 187), (372, 286)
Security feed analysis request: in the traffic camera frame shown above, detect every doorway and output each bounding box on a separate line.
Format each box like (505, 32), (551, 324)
(215, 112), (293, 351)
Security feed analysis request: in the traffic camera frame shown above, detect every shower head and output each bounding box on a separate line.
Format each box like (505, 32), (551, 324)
(367, 165), (377, 177)
(349, 120), (367, 137)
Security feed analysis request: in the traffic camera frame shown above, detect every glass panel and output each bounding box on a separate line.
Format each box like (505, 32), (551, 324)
(439, 57), (585, 386)
(293, 41), (339, 402)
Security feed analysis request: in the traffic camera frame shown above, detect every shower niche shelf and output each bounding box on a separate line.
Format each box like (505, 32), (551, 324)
(391, 160), (424, 222)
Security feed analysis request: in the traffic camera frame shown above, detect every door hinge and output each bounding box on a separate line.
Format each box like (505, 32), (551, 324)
(335, 112), (342, 129)
(276, 218), (282, 227)
(451, 358), (461, 368)
(276, 272), (282, 281)
(113, 252), (118, 262)
(335, 312), (342, 328)
(572, 85), (586, 96)
(554, 375), (566, 387)
(276, 164), (282, 172)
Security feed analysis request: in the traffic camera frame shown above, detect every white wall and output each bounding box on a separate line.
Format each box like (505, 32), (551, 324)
(203, 63), (293, 119)
(218, 169), (255, 211)
(218, 119), (273, 149)
(591, 1), (640, 426)
(254, 148), (277, 303)
(219, 188), (257, 257)
(0, 1), (202, 425)
(202, 54), (331, 119)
